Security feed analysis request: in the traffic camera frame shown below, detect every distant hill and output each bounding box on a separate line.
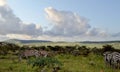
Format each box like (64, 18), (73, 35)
(4, 39), (52, 44)
(3, 39), (120, 44)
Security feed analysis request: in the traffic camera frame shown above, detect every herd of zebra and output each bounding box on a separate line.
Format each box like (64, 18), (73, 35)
(18, 49), (120, 69)
(103, 51), (120, 69)
(18, 49), (53, 61)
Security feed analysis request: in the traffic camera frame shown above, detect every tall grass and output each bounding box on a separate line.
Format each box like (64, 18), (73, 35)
(0, 55), (37, 72)
(1, 54), (120, 72)
(56, 53), (120, 72)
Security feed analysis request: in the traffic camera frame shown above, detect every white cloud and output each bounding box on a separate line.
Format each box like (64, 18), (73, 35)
(0, 13), (5, 21)
(44, 7), (91, 37)
(6, 34), (32, 40)
(0, 34), (8, 41)
(0, 0), (6, 6)
(0, 3), (43, 36)
(44, 7), (106, 37)
(86, 28), (107, 37)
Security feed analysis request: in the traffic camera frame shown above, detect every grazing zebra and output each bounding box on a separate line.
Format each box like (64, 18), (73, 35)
(19, 50), (40, 61)
(103, 51), (120, 68)
(39, 50), (52, 57)
(103, 51), (113, 66)
(111, 52), (120, 68)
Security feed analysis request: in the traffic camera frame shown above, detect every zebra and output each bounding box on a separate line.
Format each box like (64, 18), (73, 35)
(18, 49), (40, 61)
(111, 52), (120, 68)
(103, 51), (113, 66)
(39, 50), (48, 57)
(103, 51), (120, 68)
(38, 50), (54, 57)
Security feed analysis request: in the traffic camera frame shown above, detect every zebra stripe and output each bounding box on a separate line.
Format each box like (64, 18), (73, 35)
(103, 51), (120, 68)
(103, 52), (112, 66)
(19, 50), (40, 61)
(111, 52), (120, 68)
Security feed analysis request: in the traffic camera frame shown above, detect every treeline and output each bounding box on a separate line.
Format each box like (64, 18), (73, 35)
(0, 42), (120, 56)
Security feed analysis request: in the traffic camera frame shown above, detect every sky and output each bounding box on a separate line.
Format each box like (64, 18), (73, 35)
(0, 0), (120, 41)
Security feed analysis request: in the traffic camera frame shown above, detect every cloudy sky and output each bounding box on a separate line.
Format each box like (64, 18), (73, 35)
(0, 0), (120, 41)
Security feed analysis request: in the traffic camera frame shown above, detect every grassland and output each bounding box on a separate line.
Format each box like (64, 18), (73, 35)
(23, 42), (120, 49)
(0, 53), (120, 72)
(0, 42), (120, 72)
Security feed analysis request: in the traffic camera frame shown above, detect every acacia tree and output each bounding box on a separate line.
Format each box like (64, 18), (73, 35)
(28, 57), (62, 72)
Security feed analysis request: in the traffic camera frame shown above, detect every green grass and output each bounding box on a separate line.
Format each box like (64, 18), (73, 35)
(0, 55), (37, 72)
(1, 54), (120, 72)
(56, 53), (119, 72)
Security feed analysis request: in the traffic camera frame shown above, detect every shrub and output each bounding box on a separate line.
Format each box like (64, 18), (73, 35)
(102, 44), (115, 52)
(0, 42), (19, 55)
(91, 47), (102, 55)
(28, 57), (62, 72)
(77, 46), (90, 56)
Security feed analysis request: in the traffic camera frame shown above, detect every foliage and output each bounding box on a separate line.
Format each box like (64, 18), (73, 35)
(28, 57), (62, 72)
(102, 44), (115, 52)
(0, 42), (19, 55)
(91, 45), (120, 55)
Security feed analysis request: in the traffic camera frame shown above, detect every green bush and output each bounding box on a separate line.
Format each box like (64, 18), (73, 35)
(28, 57), (62, 72)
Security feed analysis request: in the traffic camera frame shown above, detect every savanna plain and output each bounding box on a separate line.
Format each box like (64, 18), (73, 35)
(0, 42), (120, 72)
